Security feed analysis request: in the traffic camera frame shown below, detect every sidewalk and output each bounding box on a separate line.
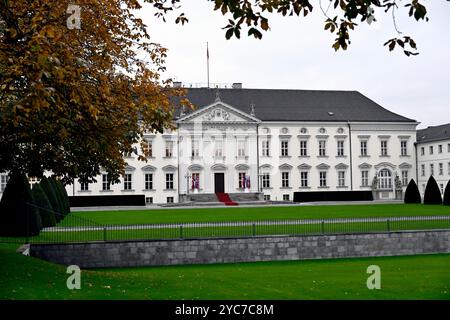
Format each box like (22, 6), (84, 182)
(70, 200), (403, 212)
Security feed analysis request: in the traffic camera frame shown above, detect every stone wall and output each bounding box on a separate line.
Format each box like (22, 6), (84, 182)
(30, 230), (450, 268)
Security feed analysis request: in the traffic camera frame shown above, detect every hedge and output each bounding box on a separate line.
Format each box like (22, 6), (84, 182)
(404, 179), (422, 204)
(0, 172), (42, 237)
(31, 183), (56, 227)
(424, 176), (443, 205)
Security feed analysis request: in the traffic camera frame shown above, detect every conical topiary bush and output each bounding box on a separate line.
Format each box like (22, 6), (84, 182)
(0, 172), (42, 237)
(40, 176), (64, 221)
(31, 183), (56, 227)
(443, 180), (450, 206)
(424, 176), (443, 205)
(404, 179), (422, 204)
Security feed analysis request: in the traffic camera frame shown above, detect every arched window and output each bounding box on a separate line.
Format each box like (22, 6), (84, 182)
(378, 169), (392, 189)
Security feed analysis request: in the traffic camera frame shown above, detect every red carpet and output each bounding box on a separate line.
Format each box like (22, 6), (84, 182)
(215, 193), (238, 206)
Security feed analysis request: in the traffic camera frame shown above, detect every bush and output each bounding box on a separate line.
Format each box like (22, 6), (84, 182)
(0, 172), (42, 237)
(444, 180), (450, 206)
(40, 177), (64, 221)
(50, 177), (70, 216)
(31, 183), (56, 227)
(424, 176), (443, 205)
(55, 178), (71, 215)
(404, 179), (422, 204)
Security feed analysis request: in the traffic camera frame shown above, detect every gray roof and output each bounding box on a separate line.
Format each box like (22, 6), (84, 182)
(173, 88), (416, 123)
(417, 123), (450, 143)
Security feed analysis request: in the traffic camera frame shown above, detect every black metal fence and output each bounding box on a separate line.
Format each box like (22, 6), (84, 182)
(1, 209), (449, 244)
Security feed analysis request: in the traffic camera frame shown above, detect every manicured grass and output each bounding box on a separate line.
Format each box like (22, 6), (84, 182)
(1, 243), (449, 300)
(17, 217), (450, 243)
(69, 204), (450, 225)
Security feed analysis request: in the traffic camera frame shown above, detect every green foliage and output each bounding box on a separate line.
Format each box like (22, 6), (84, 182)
(0, 172), (42, 236)
(50, 177), (70, 216)
(404, 179), (422, 204)
(40, 177), (64, 221)
(424, 176), (443, 205)
(1, 242), (449, 300)
(443, 181), (450, 206)
(31, 183), (56, 227)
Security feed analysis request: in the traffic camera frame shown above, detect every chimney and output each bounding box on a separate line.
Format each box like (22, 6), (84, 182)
(173, 81), (182, 88)
(232, 82), (242, 89)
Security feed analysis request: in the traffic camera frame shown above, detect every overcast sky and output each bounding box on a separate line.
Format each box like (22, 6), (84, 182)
(137, 0), (450, 129)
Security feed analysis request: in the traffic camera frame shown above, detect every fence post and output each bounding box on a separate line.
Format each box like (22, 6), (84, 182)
(252, 223), (256, 237)
(103, 227), (107, 242)
(387, 219), (391, 233)
(180, 225), (183, 239)
(321, 220), (325, 235)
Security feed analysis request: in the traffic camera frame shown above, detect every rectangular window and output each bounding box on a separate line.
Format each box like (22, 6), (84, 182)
(360, 141), (368, 156)
(319, 171), (327, 187)
(439, 145), (443, 153)
(191, 173), (200, 190)
(191, 140), (199, 157)
(238, 172), (246, 189)
(430, 164), (434, 176)
(440, 184), (444, 194)
(145, 173), (153, 190)
(123, 173), (132, 190)
(283, 194), (290, 201)
(448, 162), (450, 175)
(421, 147), (425, 156)
(167, 197), (174, 203)
(400, 141), (408, 156)
(165, 141), (173, 158)
(143, 139), (153, 157)
(421, 164), (426, 176)
(1, 174), (9, 192)
(338, 171), (346, 187)
(215, 140), (223, 157)
(300, 140), (308, 157)
(102, 174), (110, 191)
(145, 197), (153, 205)
(238, 141), (246, 157)
(263, 195), (271, 201)
(80, 182), (89, 191)
(319, 140), (326, 157)
(300, 171), (309, 188)
(281, 172), (289, 188)
(429, 146), (434, 155)
(380, 140), (388, 156)
(448, 144), (450, 153)
(165, 173), (174, 190)
(281, 140), (289, 157)
(439, 163), (443, 175)
(361, 171), (369, 187)
(401, 170), (409, 186)
(337, 141), (345, 157)
(262, 174), (270, 188)
(261, 140), (270, 157)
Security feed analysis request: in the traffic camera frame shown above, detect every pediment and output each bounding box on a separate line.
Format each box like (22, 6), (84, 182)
(141, 165), (156, 172)
(177, 101), (260, 123)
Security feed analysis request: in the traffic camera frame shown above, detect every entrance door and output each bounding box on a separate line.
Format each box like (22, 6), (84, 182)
(214, 173), (225, 193)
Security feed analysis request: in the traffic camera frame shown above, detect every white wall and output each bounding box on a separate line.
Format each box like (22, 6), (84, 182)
(417, 139), (450, 195)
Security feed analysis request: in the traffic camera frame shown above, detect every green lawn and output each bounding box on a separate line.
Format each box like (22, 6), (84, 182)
(69, 204), (450, 225)
(0, 243), (449, 300)
(16, 217), (450, 243)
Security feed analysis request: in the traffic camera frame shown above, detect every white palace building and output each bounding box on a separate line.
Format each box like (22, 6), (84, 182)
(4, 84), (448, 205)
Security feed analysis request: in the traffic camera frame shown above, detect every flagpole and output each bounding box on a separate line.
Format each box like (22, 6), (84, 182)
(207, 42), (210, 88)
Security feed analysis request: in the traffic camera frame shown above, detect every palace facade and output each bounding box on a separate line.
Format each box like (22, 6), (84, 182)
(1, 85), (428, 204)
